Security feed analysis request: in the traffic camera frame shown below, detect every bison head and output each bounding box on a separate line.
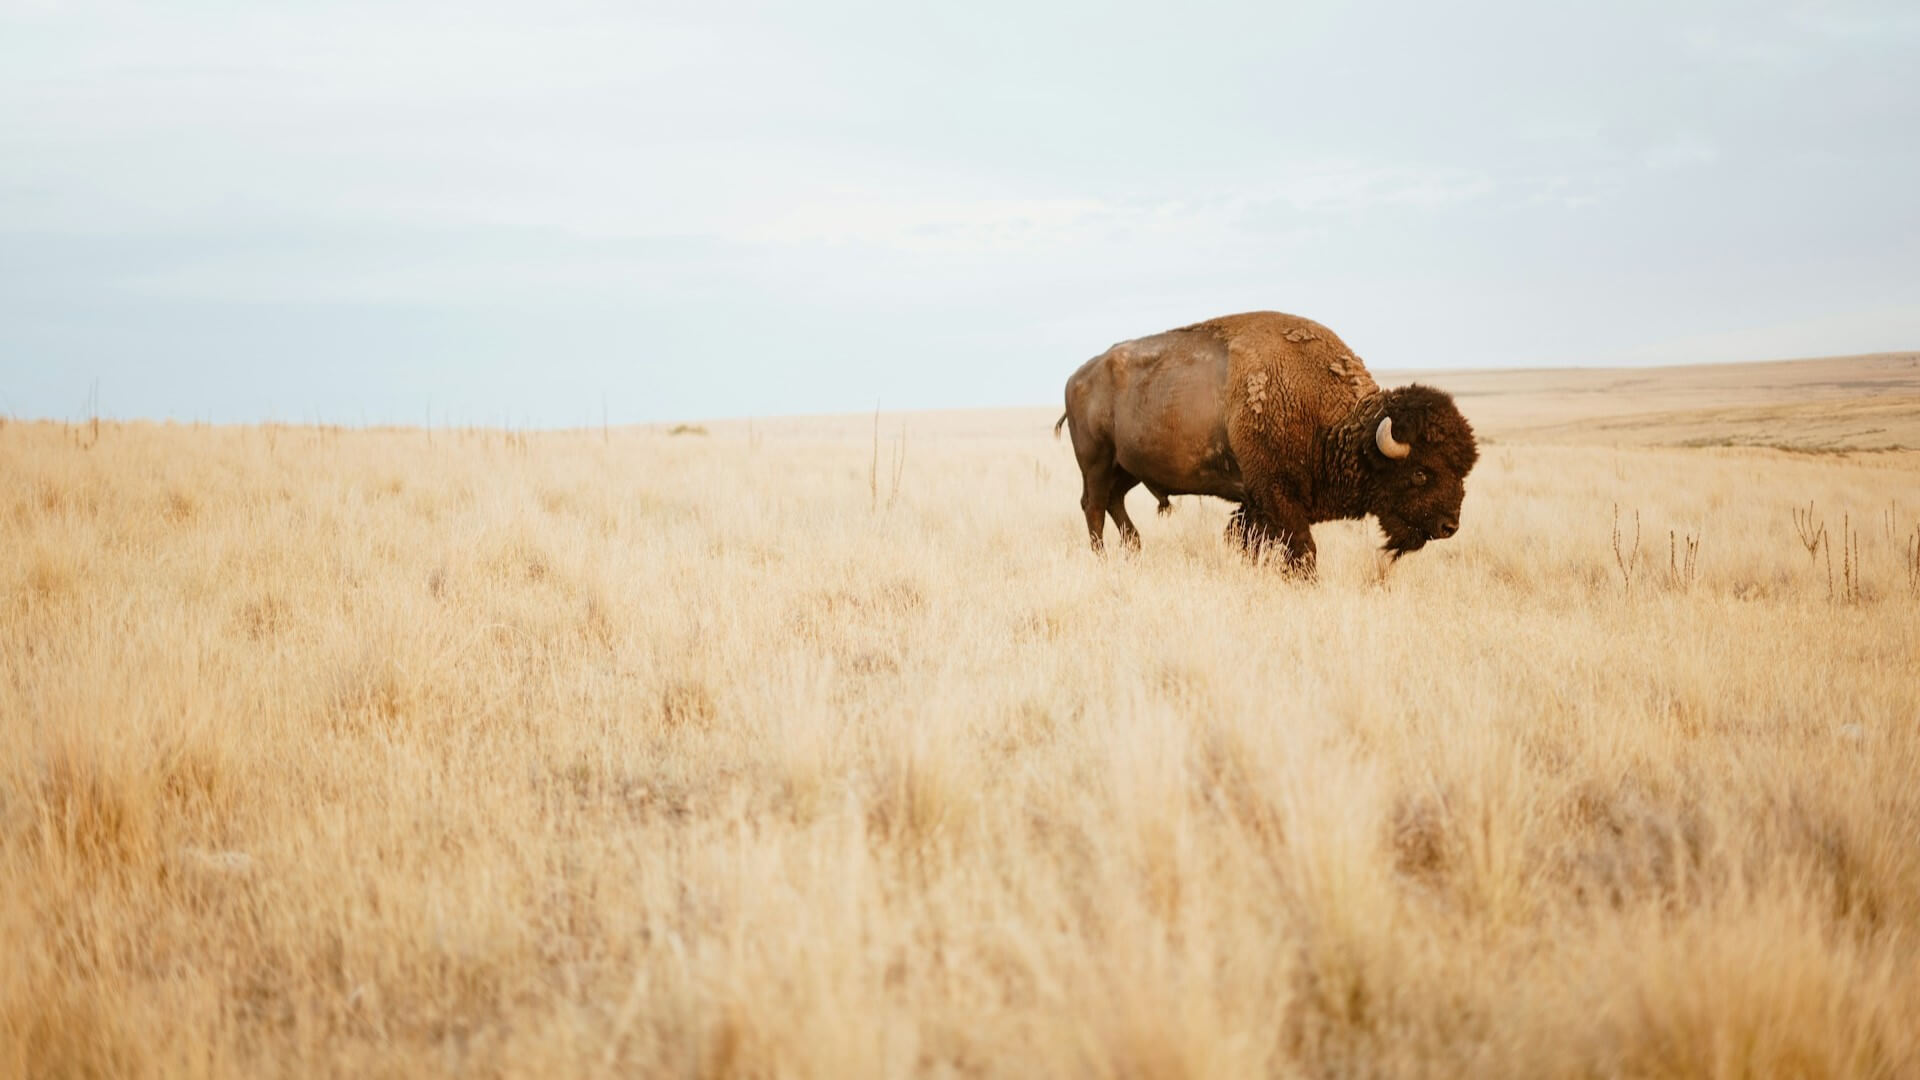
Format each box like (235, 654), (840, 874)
(1365, 385), (1478, 558)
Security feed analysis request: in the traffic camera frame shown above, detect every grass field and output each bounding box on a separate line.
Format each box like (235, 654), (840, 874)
(5, 356), (1920, 1078)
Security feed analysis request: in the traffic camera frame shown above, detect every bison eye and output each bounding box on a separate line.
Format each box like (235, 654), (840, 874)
(1410, 468), (1429, 486)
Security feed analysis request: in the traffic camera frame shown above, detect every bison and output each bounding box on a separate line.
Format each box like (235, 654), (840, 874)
(1056, 310), (1477, 571)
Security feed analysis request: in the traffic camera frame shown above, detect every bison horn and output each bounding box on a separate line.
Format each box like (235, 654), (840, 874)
(1375, 416), (1412, 459)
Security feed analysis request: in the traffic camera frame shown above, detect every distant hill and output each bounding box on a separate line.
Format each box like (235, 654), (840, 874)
(1381, 352), (1920, 452)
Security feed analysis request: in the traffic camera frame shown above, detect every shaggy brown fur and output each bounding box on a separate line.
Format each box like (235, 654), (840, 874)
(1058, 311), (1478, 570)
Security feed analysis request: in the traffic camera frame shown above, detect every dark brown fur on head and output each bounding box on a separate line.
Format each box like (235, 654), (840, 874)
(1360, 384), (1479, 558)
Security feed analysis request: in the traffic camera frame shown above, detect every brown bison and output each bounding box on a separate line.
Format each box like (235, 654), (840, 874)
(1056, 310), (1477, 570)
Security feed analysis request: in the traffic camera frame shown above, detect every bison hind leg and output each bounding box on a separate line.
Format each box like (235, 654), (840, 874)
(1079, 474), (1108, 552)
(1106, 468), (1143, 551)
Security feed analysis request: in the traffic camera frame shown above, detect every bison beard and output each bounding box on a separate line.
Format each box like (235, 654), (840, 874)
(1375, 515), (1429, 559)
(1059, 311), (1477, 568)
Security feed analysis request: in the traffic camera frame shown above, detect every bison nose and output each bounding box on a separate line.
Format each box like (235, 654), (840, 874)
(1434, 518), (1458, 539)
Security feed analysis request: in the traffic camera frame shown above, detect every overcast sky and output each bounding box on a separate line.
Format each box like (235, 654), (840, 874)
(4, 0), (1917, 426)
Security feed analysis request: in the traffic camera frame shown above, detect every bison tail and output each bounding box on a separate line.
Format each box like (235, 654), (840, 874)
(1053, 412), (1068, 439)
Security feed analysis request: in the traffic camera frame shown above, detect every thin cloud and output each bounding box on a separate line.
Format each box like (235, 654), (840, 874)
(1, 0), (1916, 423)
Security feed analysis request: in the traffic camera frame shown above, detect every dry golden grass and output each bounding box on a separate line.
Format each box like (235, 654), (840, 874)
(5, 368), (1920, 1077)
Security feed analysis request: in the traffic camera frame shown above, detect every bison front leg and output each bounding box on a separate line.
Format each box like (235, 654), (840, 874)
(1225, 504), (1255, 550)
(1232, 499), (1316, 577)
(1273, 514), (1317, 577)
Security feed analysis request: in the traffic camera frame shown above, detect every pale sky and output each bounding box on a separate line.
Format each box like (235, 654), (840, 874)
(4, 0), (1917, 426)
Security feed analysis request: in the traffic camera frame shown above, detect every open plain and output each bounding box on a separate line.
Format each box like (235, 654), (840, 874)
(5, 354), (1920, 1078)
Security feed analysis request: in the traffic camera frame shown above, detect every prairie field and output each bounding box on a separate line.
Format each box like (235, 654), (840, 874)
(5, 357), (1920, 1078)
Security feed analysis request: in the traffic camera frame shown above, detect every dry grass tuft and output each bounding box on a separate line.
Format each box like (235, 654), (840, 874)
(4, 415), (1920, 1077)
(162, 489), (198, 524)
